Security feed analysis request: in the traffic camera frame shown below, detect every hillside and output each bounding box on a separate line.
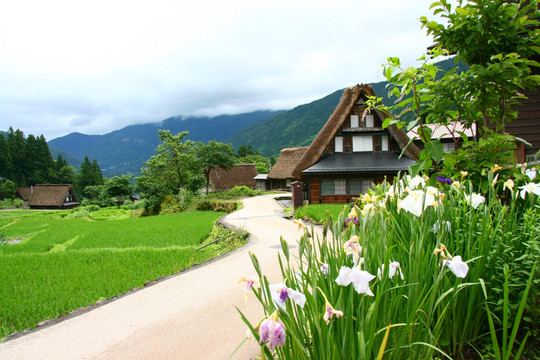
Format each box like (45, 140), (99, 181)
(229, 57), (465, 157)
(48, 110), (283, 176)
(227, 80), (391, 157)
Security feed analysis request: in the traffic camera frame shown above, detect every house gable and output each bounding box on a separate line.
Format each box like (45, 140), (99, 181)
(292, 84), (419, 179)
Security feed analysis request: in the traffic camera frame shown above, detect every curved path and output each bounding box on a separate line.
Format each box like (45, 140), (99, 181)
(0, 194), (304, 360)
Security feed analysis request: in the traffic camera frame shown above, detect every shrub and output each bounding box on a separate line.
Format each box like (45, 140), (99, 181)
(196, 199), (239, 213)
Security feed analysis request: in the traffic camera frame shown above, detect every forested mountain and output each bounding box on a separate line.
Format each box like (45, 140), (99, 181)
(227, 80), (390, 157)
(229, 57), (465, 157)
(48, 110), (283, 176)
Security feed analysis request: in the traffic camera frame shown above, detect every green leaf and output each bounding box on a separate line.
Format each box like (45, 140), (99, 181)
(424, 140), (444, 162)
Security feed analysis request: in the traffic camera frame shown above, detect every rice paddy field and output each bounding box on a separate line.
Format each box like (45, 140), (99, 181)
(0, 208), (233, 339)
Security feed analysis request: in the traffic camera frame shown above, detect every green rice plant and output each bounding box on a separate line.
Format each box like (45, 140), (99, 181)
(238, 169), (539, 359)
(0, 209), (237, 339)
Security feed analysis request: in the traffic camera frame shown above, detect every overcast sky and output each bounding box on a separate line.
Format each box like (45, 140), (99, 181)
(1, 0), (443, 141)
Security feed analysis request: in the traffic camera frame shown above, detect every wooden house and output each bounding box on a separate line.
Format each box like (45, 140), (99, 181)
(254, 174), (270, 191)
(209, 164), (258, 191)
(267, 147), (308, 190)
(271, 84), (420, 204)
(509, 85), (540, 162)
(16, 184), (79, 209)
(407, 121), (477, 153)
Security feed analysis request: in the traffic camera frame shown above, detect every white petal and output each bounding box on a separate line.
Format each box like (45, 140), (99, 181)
(288, 289), (306, 308)
(335, 266), (352, 286)
(447, 256), (469, 278)
(349, 268), (376, 296)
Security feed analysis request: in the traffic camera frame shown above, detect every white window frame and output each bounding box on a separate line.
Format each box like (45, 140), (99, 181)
(382, 135), (389, 151)
(352, 136), (373, 152)
(335, 136), (344, 152)
(365, 114), (374, 128)
(350, 115), (359, 128)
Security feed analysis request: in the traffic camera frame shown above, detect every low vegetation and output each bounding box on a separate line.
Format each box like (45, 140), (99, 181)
(293, 203), (346, 224)
(0, 207), (247, 339)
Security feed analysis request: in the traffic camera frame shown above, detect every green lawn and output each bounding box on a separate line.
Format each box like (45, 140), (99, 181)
(0, 209), (234, 339)
(293, 203), (349, 224)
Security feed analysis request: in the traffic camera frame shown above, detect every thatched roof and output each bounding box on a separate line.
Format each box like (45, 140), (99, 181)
(291, 84), (420, 179)
(267, 147), (308, 180)
(209, 164), (258, 190)
(25, 184), (79, 208)
(16, 187), (33, 201)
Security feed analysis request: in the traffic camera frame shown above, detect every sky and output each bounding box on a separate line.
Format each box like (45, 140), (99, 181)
(0, 0), (443, 141)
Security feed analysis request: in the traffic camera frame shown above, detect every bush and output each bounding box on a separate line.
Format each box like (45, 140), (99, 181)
(196, 199), (239, 213)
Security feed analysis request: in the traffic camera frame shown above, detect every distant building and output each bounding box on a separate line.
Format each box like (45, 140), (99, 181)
(16, 184), (79, 209)
(209, 164), (258, 191)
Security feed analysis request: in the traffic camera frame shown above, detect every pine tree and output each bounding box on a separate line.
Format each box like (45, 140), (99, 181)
(7, 127), (27, 187)
(75, 157), (104, 198)
(0, 135), (14, 181)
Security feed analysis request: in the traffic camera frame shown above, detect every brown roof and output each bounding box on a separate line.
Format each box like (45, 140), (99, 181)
(209, 164), (258, 190)
(291, 84), (420, 178)
(16, 187), (33, 201)
(267, 147), (308, 180)
(26, 184), (79, 208)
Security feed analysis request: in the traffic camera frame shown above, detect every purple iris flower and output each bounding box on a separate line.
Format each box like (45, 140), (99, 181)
(436, 176), (452, 185)
(279, 287), (289, 303)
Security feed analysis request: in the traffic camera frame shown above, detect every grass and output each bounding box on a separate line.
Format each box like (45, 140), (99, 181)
(293, 203), (348, 224)
(0, 208), (244, 339)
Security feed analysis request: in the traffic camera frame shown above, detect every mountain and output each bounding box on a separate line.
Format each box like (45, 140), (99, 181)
(227, 80), (392, 157)
(228, 57), (466, 157)
(48, 110), (283, 176)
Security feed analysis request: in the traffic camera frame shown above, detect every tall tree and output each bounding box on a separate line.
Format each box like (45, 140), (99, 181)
(136, 130), (198, 213)
(0, 135), (14, 181)
(6, 127), (26, 186)
(75, 156), (104, 197)
(196, 140), (237, 194)
(24, 134), (55, 185)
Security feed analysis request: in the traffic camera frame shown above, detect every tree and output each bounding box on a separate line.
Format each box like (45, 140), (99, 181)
(136, 130), (199, 213)
(7, 127), (27, 186)
(103, 175), (133, 205)
(0, 179), (16, 200)
(0, 135), (14, 181)
(369, 0), (539, 188)
(196, 140), (237, 194)
(24, 134), (54, 185)
(75, 156), (104, 198)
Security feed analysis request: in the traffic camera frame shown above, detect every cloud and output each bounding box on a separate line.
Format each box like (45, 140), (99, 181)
(0, 0), (438, 140)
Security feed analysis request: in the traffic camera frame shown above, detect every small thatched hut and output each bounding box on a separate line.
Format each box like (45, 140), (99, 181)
(209, 164), (258, 191)
(17, 184), (79, 209)
(267, 147), (308, 190)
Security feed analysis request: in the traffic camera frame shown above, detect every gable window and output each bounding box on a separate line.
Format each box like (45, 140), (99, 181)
(350, 115), (359, 128)
(382, 135), (389, 151)
(321, 179), (346, 195)
(353, 136), (373, 152)
(365, 114), (374, 128)
(335, 136), (344, 152)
